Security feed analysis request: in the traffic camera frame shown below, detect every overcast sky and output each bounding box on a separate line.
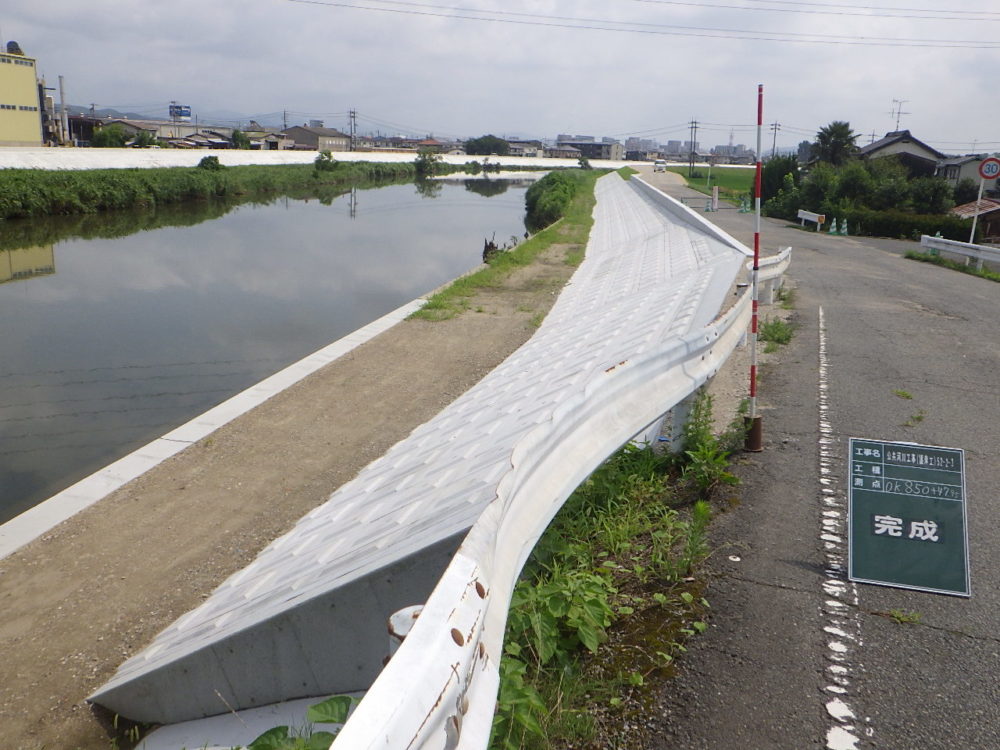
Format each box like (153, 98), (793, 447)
(5, 0), (998, 154)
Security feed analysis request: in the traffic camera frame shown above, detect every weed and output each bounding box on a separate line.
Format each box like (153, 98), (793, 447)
(777, 285), (797, 310)
(903, 409), (926, 427)
(492, 392), (740, 748)
(905, 250), (1000, 284)
(759, 317), (794, 346)
(879, 609), (922, 625)
(894, 389), (913, 400)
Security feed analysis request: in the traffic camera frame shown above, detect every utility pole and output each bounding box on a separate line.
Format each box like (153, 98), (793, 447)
(349, 109), (357, 151)
(769, 121), (781, 159)
(283, 109), (288, 131)
(688, 119), (699, 178)
(869, 129), (877, 144)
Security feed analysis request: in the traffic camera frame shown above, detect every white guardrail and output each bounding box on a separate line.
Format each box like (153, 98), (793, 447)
(920, 234), (1000, 270)
(332, 247), (791, 750)
(330, 295), (753, 750)
(102, 174), (789, 750)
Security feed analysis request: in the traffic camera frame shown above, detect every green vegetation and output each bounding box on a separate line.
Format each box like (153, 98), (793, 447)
(905, 250), (1000, 283)
(661, 165), (755, 202)
(761, 119), (977, 241)
(492, 391), (745, 749)
(465, 134), (511, 156)
(903, 409), (926, 428)
(524, 169), (595, 231)
(413, 168), (604, 321)
(893, 389), (913, 400)
(414, 147), (443, 178)
(0, 160), (428, 221)
(810, 121), (859, 166)
(90, 123), (130, 148)
(231, 128), (252, 150)
(245, 695), (359, 750)
(879, 609), (922, 625)
(759, 317), (795, 353)
(617, 166), (638, 180)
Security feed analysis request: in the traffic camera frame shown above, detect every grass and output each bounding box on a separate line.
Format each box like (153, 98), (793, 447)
(412, 169), (605, 321)
(0, 160), (430, 221)
(893, 389), (913, 400)
(759, 317), (795, 353)
(878, 609), (922, 625)
(492, 392), (746, 750)
(660, 165), (755, 202)
(903, 409), (926, 428)
(905, 250), (1000, 283)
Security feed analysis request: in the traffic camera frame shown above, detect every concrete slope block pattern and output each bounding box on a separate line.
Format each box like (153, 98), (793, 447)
(92, 174), (762, 741)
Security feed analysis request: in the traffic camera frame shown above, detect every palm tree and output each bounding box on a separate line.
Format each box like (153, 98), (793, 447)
(811, 121), (859, 166)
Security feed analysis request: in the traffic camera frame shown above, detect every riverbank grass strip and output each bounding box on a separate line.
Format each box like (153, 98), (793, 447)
(412, 169), (605, 321)
(904, 250), (1000, 283)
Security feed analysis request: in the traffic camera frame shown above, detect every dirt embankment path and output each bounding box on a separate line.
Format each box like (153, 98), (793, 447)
(0, 231), (585, 749)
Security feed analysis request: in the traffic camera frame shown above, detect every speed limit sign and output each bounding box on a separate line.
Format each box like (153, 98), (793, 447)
(979, 157), (1000, 180)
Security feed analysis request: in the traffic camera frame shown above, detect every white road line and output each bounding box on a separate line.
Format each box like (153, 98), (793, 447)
(818, 306), (873, 749)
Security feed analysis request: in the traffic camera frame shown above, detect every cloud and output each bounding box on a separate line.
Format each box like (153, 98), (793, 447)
(5, 0), (998, 152)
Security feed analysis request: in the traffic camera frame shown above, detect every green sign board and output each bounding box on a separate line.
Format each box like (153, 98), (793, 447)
(848, 438), (970, 597)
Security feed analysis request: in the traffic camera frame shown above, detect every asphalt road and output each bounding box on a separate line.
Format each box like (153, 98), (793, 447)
(641, 169), (1000, 749)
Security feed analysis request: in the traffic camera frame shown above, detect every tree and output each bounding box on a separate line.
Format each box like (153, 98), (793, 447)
(231, 129), (252, 150)
(465, 134), (509, 156)
(131, 130), (157, 148)
(909, 177), (954, 214)
(796, 140), (812, 163)
(811, 121), (859, 166)
(414, 147), (441, 177)
(954, 177), (979, 205)
(834, 161), (874, 204)
(761, 154), (799, 202)
(90, 124), (128, 148)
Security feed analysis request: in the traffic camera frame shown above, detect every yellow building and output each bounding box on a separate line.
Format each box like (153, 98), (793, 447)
(0, 43), (42, 147)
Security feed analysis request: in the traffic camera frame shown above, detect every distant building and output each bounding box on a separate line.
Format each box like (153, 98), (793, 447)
(935, 155), (990, 189)
(556, 137), (624, 161)
(506, 139), (543, 157)
(0, 42), (42, 147)
(282, 125), (350, 151)
(544, 143), (582, 159)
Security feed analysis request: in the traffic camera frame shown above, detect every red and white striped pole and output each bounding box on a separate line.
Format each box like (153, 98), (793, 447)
(746, 83), (765, 451)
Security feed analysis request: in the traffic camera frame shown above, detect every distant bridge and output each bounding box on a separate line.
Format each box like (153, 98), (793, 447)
(91, 173), (790, 749)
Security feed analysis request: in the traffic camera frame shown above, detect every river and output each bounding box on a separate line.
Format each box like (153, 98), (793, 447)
(0, 179), (529, 523)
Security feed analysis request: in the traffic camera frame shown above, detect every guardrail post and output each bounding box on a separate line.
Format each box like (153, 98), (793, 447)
(663, 393), (697, 454)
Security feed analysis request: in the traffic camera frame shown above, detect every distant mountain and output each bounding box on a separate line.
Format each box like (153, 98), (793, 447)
(64, 104), (161, 121)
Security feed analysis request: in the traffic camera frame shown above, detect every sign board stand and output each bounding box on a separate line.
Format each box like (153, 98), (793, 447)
(848, 438), (970, 597)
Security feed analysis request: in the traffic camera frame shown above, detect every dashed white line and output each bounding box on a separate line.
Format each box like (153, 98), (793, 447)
(817, 306), (872, 750)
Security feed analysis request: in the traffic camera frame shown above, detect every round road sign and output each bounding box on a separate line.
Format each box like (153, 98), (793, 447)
(979, 157), (1000, 180)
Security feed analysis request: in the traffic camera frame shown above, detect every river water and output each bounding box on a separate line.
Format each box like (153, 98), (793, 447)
(0, 179), (529, 523)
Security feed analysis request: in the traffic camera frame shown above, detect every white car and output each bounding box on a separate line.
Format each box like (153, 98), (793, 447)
(653, 160), (667, 172)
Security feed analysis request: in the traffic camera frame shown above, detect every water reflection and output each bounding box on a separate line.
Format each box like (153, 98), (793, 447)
(0, 181), (527, 523)
(1, 245), (55, 283)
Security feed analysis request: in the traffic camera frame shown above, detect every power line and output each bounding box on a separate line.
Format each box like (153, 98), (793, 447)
(624, 0), (1000, 22)
(285, 0), (1000, 48)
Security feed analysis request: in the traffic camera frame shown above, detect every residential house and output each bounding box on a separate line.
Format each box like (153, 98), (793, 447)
(282, 125), (350, 151)
(857, 130), (946, 177)
(935, 155), (992, 191)
(506, 139), (543, 157)
(544, 143), (581, 159)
